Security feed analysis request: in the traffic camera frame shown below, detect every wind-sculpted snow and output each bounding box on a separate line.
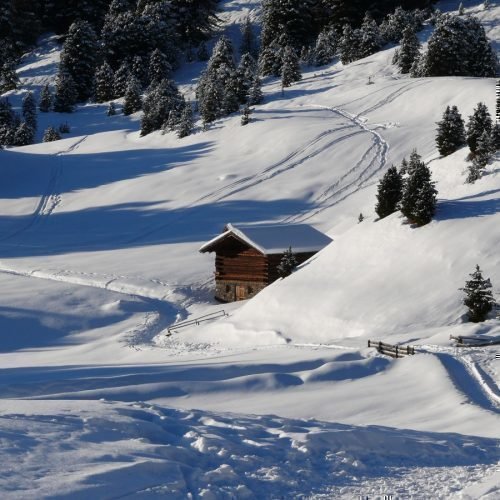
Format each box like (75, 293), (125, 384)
(0, 400), (498, 499)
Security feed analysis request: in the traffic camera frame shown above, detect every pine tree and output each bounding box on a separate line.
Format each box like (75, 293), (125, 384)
(43, 126), (61, 142)
(0, 61), (19, 92)
(94, 61), (115, 103)
(241, 102), (252, 125)
(22, 91), (37, 132)
(258, 43), (281, 77)
(248, 76), (263, 105)
(396, 25), (421, 74)
(375, 166), (403, 219)
(221, 72), (240, 115)
(300, 45), (315, 66)
(473, 130), (493, 168)
(122, 76), (142, 115)
(113, 61), (130, 98)
(59, 20), (98, 102)
(199, 78), (223, 125)
(436, 105), (466, 156)
(13, 121), (34, 146)
(237, 53), (257, 100)
(131, 55), (147, 87)
(53, 70), (78, 113)
(466, 162), (482, 184)
(400, 155), (437, 226)
(281, 46), (301, 88)
(339, 24), (362, 65)
(177, 101), (194, 138)
(277, 246), (298, 278)
(240, 15), (257, 57)
(460, 265), (495, 322)
(314, 27), (337, 66)
(490, 123), (500, 150)
(39, 84), (53, 112)
(466, 102), (492, 153)
(149, 49), (172, 88)
(359, 12), (382, 58)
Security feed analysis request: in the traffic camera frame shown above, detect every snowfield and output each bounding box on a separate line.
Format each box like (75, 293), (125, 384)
(1, 0), (499, 498)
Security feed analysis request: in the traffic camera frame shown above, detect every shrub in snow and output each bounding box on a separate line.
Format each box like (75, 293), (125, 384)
(375, 166), (403, 219)
(435, 105), (466, 157)
(400, 152), (437, 226)
(277, 246), (298, 278)
(43, 126), (61, 142)
(461, 265), (495, 322)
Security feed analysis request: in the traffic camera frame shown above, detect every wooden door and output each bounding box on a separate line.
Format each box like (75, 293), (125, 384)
(235, 284), (247, 301)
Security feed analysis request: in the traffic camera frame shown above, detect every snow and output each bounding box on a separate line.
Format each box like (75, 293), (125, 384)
(1, 0), (500, 497)
(199, 222), (332, 255)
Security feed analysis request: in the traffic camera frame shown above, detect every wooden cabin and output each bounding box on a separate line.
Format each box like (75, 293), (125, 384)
(199, 223), (332, 302)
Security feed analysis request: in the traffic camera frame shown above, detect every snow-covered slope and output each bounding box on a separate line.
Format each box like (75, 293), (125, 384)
(0, 0), (499, 498)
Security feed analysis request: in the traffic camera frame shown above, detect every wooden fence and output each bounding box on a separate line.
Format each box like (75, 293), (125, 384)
(368, 340), (416, 358)
(450, 335), (500, 348)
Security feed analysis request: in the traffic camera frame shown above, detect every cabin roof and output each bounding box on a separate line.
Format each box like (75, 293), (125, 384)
(199, 223), (332, 255)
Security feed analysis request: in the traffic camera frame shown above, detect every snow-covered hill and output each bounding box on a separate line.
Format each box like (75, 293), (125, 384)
(0, 0), (499, 498)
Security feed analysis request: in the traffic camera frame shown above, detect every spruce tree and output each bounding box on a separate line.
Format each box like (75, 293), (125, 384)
(277, 246), (298, 278)
(466, 102), (492, 153)
(314, 27), (337, 67)
(0, 61), (19, 92)
(375, 166), (403, 219)
(359, 12), (382, 58)
(43, 126), (61, 142)
(13, 121), (34, 146)
(22, 92), (37, 132)
(258, 43), (281, 77)
(241, 102), (252, 126)
(53, 70), (78, 113)
(400, 156), (437, 226)
(460, 265), (495, 322)
(236, 53), (257, 102)
(122, 76), (142, 115)
(221, 72), (240, 115)
(281, 46), (301, 88)
(94, 62), (115, 103)
(240, 15), (257, 57)
(248, 76), (263, 105)
(199, 78), (223, 125)
(131, 55), (147, 87)
(397, 25), (421, 74)
(339, 24), (362, 65)
(490, 123), (500, 151)
(149, 49), (172, 88)
(473, 130), (493, 168)
(436, 105), (466, 156)
(39, 84), (53, 112)
(177, 101), (194, 138)
(113, 61), (131, 98)
(466, 163), (482, 184)
(59, 20), (98, 101)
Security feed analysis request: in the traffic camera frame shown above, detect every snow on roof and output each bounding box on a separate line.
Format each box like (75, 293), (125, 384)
(199, 223), (332, 255)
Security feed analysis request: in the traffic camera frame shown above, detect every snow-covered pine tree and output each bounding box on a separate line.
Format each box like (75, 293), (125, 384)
(236, 53), (257, 103)
(379, 6), (416, 43)
(149, 49), (172, 88)
(0, 60), (19, 92)
(400, 156), (437, 226)
(59, 20), (98, 101)
(39, 84), (53, 112)
(281, 46), (301, 88)
(300, 45), (315, 66)
(435, 105), (466, 156)
(43, 126), (61, 142)
(131, 55), (148, 87)
(473, 130), (493, 168)
(177, 101), (194, 138)
(221, 71), (241, 115)
(122, 76), (142, 115)
(248, 76), (263, 105)
(22, 91), (37, 132)
(277, 246), (298, 278)
(258, 42), (281, 76)
(314, 27), (337, 66)
(53, 70), (78, 113)
(0, 97), (17, 146)
(460, 265), (495, 322)
(13, 121), (34, 146)
(113, 61), (130, 98)
(359, 12), (382, 58)
(140, 78), (183, 136)
(339, 24), (362, 65)
(466, 102), (492, 153)
(466, 162), (482, 184)
(240, 15), (257, 57)
(396, 25), (421, 74)
(199, 77), (223, 125)
(94, 61), (115, 103)
(375, 165), (403, 219)
(490, 123), (500, 150)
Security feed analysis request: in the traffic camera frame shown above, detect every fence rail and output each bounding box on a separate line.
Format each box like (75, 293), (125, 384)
(368, 340), (416, 358)
(167, 310), (228, 335)
(450, 335), (500, 348)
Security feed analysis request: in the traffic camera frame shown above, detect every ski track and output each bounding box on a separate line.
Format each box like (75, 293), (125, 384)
(0, 135), (88, 242)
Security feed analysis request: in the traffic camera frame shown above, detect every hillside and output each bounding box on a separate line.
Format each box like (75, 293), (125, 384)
(0, 0), (499, 498)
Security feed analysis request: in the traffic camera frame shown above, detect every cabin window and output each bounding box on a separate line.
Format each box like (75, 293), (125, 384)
(247, 286), (253, 294)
